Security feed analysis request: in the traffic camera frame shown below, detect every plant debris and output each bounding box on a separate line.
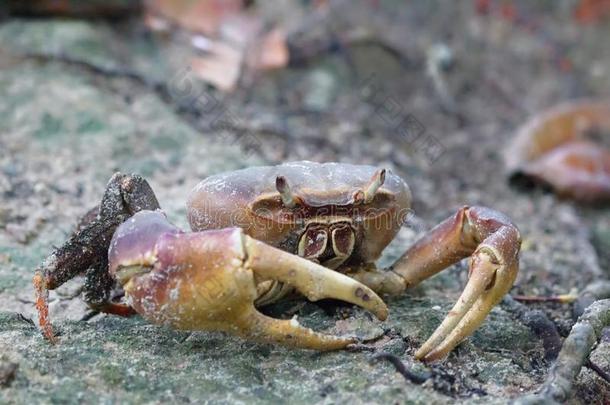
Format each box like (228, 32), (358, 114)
(514, 299), (610, 403)
(506, 100), (610, 203)
(0, 360), (18, 388)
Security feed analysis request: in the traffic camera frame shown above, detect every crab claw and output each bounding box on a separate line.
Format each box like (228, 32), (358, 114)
(392, 206), (521, 362)
(109, 210), (388, 350)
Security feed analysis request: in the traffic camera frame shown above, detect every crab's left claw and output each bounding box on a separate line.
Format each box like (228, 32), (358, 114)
(391, 206), (521, 362)
(109, 210), (388, 351)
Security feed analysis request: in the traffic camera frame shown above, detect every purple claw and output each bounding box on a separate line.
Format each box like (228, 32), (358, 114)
(108, 210), (181, 278)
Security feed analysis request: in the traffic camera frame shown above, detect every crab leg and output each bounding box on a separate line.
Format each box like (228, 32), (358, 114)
(110, 210), (388, 351)
(392, 206), (521, 362)
(34, 173), (160, 342)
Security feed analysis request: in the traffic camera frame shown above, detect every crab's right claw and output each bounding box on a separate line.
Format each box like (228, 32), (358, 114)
(109, 210), (388, 351)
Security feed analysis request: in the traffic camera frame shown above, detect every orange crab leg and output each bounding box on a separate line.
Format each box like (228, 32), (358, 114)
(33, 272), (56, 343)
(392, 206), (521, 362)
(33, 173), (160, 343)
(89, 302), (137, 317)
(33, 270), (137, 344)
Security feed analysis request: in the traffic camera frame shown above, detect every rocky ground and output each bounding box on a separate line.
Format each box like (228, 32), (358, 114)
(0, 1), (609, 404)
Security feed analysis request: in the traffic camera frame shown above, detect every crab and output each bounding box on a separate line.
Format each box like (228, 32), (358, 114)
(34, 162), (521, 362)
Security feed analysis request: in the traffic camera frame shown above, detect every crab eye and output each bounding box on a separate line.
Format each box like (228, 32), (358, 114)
(353, 168), (387, 205)
(275, 176), (297, 208)
(364, 169), (386, 203)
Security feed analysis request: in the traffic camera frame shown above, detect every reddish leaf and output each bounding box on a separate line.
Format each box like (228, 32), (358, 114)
(506, 101), (610, 203)
(574, 0), (610, 24)
(246, 28), (289, 71)
(145, 0), (244, 35)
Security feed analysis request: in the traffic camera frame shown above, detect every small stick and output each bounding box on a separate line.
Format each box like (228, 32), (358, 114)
(513, 299), (610, 403)
(34, 173), (160, 342)
(512, 294), (577, 304)
(502, 296), (562, 361)
(370, 353), (431, 384)
(585, 359), (610, 384)
(80, 311), (100, 322)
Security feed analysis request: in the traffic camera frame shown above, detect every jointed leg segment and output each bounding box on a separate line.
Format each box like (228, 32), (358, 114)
(34, 173), (159, 341)
(347, 206), (521, 362)
(393, 206), (521, 361)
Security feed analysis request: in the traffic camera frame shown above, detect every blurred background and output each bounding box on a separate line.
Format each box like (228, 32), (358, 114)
(0, 1), (609, 403)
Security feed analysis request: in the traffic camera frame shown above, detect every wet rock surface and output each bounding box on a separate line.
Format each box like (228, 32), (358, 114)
(1, 2), (609, 403)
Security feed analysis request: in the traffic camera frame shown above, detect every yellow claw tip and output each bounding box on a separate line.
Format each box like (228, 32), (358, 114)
(377, 305), (389, 321)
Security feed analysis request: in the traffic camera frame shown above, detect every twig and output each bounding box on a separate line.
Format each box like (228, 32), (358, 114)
(80, 311), (101, 322)
(6, 0), (141, 18)
(512, 294), (577, 304)
(17, 314), (34, 326)
(370, 353), (431, 384)
(513, 299), (610, 403)
(34, 173), (160, 341)
(585, 359), (610, 384)
(502, 296), (562, 361)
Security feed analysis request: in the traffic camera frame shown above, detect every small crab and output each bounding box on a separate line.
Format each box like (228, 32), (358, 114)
(34, 162), (521, 361)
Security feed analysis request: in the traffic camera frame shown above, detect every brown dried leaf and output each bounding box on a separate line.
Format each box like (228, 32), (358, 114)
(506, 101), (610, 203)
(145, 0), (288, 91)
(574, 0), (610, 24)
(190, 42), (243, 92)
(145, 0), (244, 35)
(247, 28), (289, 71)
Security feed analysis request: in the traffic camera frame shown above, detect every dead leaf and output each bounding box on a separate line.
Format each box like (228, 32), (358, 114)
(145, 0), (289, 91)
(145, 0), (244, 35)
(574, 0), (610, 24)
(506, 101), (610, 203)
(190, 42), (243, 92)
(247, 28), (289, 71)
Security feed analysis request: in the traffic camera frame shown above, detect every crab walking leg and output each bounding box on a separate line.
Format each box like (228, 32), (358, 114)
(244, 236), (389, 321)
(391, 206), (521, 361)
(33, 272), (56, 343)
(110, 211), (388, 351)
(33, 173), (160, 342)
